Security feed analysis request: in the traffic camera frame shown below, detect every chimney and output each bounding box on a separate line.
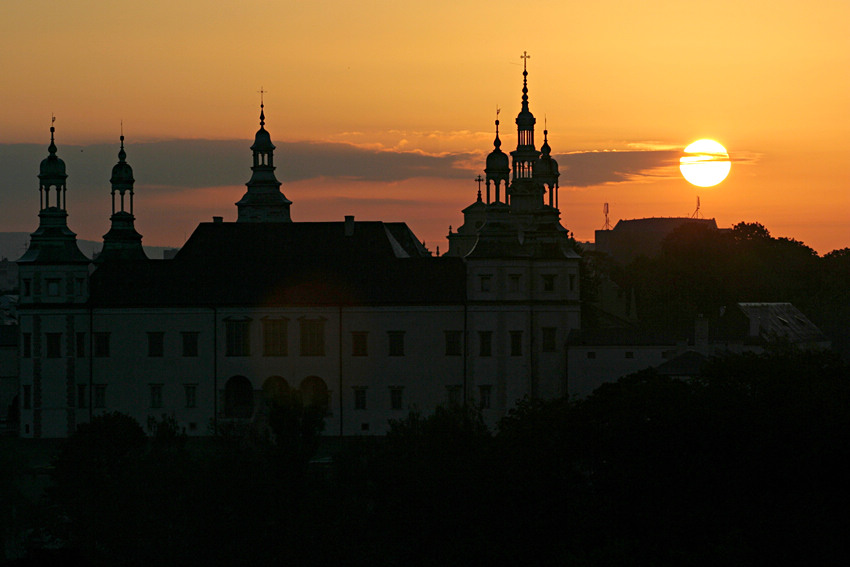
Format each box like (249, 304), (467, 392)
(213, 216), (223, 224)
(345, 215), (355, 236)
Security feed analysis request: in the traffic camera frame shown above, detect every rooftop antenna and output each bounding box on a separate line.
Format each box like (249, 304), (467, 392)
(602, 202), (612, 230)
(691, 195), (701, 219)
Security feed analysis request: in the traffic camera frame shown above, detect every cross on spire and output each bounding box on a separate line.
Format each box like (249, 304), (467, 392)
(520, 51), (530, 71)
(257, 87), (267, 126)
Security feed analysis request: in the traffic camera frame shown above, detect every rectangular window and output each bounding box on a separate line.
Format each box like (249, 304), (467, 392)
(184, 384), (197, 408)
(22, 333), (31, 358)
(542, 327), (557, 352)
(150, 384), (163, 409)
(23, 279), (31, 297)
(76, 332), (86, 358)
(479, 385), (492, 409)
(351, 332), (368, 356)
(354, 387), (366, 410)
(46, 332), (61, 358)
(47, 278), (60, 297)
(444, 330), (462, 356)
(625, 351), (635, 359)
(147, 332), (164, 357)
(569, 274), (576, 292)
(479, 275), (492, 292)
(225, 320), (251, 356)
(510, 331), (523, 357)
(94, 385), (106, 409)
(542, 274), (556, 292)
(478, 331), (492, 357)
(587, 351), (596, 359)
(77, 384), (87, 409)
(23, 385), (32, 409)
(182, 332), (199, 357)
(446, 385), (462, 407)
(262, 319), (288, 356)
(94, 333), (110, 358)
(509, 274), (521, 292)
(388, 331), (405, 357)
(390, 387), (404, 410)
(75, 277), (86, 296)
(300, 319), (325, 356)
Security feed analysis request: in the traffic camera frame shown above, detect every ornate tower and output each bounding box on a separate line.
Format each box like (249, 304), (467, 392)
(236, 99), (292, 223)
(508, 52), (545, 214)
(484, 112), (510, 204)
(99, 134), (147, 262)
(533, 128), (560, 209)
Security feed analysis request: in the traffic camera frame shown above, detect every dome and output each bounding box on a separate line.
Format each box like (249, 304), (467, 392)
(39, 128), (66, 179)
(110, 137), (135, 187)
(251, 126), (275, 152)
(486, 146), (509, 171)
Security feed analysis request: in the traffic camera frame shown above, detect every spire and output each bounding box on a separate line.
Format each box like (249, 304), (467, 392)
(237, 96), (292, 223)
(485, 107), (510, 204)
(100, 133), (146, 262)
(511, 51), (539, 182)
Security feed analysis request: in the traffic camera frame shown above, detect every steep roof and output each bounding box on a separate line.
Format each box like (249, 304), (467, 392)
(89, 221), (465, 307)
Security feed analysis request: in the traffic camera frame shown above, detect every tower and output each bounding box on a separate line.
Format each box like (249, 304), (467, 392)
(99, 134), (147, 262)
(236, 99), (292, 223)
(484, 111), (510, 205)
(508, 52), (545, 214)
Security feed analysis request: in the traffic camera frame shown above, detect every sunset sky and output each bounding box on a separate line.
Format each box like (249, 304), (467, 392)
(1, 0), (848, 255)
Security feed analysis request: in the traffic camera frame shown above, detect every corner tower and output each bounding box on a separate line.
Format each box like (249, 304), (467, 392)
(99, 134), (147, 262)
(236, 99), (292, 222)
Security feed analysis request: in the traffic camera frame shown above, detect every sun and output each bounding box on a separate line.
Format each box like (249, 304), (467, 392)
(680, 139), (731, 187)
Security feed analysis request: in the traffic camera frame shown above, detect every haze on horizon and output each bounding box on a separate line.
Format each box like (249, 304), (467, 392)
(1, 0), (848, 255)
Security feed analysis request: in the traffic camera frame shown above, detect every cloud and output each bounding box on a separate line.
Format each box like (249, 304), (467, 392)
(554, 149), (681, 187)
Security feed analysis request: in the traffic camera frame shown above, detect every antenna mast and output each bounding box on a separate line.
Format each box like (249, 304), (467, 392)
(602, 202), (612, 230)
(691, 195), (701, 219)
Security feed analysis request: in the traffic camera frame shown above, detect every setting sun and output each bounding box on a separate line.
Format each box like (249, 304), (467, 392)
(680, 139), (732, 188)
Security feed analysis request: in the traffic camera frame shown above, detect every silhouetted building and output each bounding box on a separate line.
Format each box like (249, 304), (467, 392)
(16, 64), (580, 438)
(595, 217), (723, 265)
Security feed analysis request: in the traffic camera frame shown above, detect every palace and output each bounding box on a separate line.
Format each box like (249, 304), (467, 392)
(17, 62), (581, 438)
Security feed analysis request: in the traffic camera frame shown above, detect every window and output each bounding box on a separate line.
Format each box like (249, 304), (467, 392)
(147, 332), (164, 357)
(262, 319), (288, 356)
(225, 320), (251, 356)
(300, 319), (325, 356)
(542, 327), (557, 352)
(22, 333), (31, 358)
(353, 387), (367, 410)
(351, 332), (368, 356)
(479, 275), (492, 292)
(94, 385), (106, 409)
(94, 333), (110, 358)
(182, 332), (199, 357)
(478, 331), (492, 357)
(46, 333), (61, 358)
(388, 331), (405, 356)
(569, 274), (576, 292)
(390, 387), (404, 410)
(75, 277), (86, 296)
(76, 332), (86, 358)
(77, 384), (87, 408)
(23, 279), (31, 297)
(149, 384), (163, 409)
(23, 385), (32, 409)
(479, 385), (492, 409)
(445, 331), (462, 356)
(446, 385), (462, 406)
(184, 384), (197, 408)
(625, 351), (635, 359)
(510, 331), (523, 357)
(587, 351), (596, 359)
(509, 273), (521, 292)
(47, 278), (60, 297)
(542, 274), (556, 292)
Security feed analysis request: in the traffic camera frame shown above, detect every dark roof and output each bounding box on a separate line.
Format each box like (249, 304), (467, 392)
(567, 327), (680, 347)
(90, 221), (465, 307)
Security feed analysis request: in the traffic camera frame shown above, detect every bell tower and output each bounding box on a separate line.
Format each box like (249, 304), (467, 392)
(99, 133), (147, 262)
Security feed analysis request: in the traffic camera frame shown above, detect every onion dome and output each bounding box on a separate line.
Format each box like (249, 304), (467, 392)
(515, 62), (536, 133)
(486, 119), (510, 171)
(533, 129), (559, 177)
(39, 127), (67, 181)
(251, 103), (275, 152)
(110, 135), (135, 191)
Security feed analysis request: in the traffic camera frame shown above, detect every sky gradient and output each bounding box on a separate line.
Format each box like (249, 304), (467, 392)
(2, 0), (848, 254)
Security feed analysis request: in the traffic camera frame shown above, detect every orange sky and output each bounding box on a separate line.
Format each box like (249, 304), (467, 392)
(1, 0), (848, 254)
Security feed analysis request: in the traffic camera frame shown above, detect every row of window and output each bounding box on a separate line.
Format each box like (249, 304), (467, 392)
(21, 326), (561, 359)
(353, 384), (493, 410)
(20, 277), (86, 298)
(478, 272), (576, 293)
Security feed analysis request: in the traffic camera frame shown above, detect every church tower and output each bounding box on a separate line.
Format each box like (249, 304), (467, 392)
(99, 134), (147, 262)
(236, 99), (292, 222)
(508, 52), (545, 214)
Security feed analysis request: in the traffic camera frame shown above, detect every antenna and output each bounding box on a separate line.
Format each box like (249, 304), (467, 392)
(602, 202), (612, 230)
(691, 195), (701, 219)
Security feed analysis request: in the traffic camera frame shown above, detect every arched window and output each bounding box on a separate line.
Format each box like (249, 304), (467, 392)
(299, 376), (329, 412)
(262, 375), (290, 406)
(224, 375), (254, 418)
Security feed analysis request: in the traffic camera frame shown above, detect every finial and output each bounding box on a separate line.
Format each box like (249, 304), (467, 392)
(475, 174), (484, 201)
(49, 114), (57, 154)
(494, 106), (502, 148)
(520, 51), (530, 107)
(258, 87), (266, 127)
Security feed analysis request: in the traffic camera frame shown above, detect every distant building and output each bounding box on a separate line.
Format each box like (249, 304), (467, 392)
(17, 61), (581, 438)
(595, 217), (724, 265)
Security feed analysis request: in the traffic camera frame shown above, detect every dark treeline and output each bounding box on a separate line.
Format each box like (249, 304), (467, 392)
(583, 222), (850, 356)
(4, 349), (849, 566)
